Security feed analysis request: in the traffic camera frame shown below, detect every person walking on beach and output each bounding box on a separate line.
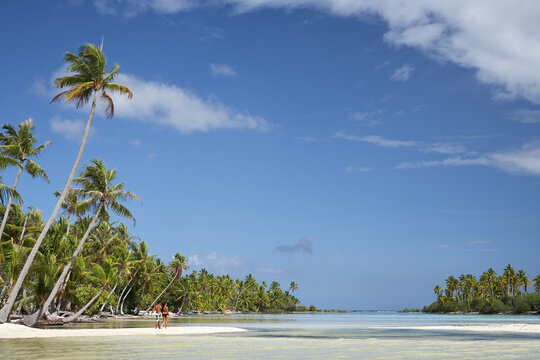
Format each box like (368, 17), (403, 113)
(162, 303), (170, 329)
(152, 302), (162, 329)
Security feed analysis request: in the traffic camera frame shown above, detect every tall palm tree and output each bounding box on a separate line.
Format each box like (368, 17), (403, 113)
(0, 119), (50, 241)
(289, 281), (298, 293)
(23, 159), (138, 326)
(145, 253), (188, 313)
(0, 43), (132, 323)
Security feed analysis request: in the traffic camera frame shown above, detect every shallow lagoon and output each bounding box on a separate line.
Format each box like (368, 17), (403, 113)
(3, 312), (540, 359)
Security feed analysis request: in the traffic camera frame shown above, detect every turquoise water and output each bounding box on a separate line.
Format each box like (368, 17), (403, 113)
(3, 312), (540, 359)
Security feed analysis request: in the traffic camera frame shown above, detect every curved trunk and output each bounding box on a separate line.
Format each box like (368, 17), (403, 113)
(121, 284), (135, 315)
(144, 271), (180, 314)
(62, 287), (105, 323)
(0, 92), (98, 324)
(100, 283), (118, 313)
(0, 166), (23, 242)
(23, 202), (103, 326)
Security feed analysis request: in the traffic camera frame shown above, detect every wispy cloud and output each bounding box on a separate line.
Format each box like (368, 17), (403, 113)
(49, 117), (88, 141)
(210, 63), (237, 77)
(391, 64), (414, 82)
(468, 240), (492, 246)
(511, 109), (540, 123)
(110, 74), (270, 133)
(275, 238), (313, 254)
(334, 132), (416, 148)
(345, 166), (373, 173)
(188, 252), (244, 273)
(131, 139), (142, 148)
(397, 142), (540, 176)
(335, 132), (467, 155)
(298, 136), (318, 143)
(351, 110), (384, 126)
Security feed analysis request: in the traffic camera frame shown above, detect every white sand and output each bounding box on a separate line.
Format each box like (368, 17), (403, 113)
(0, 323), (247, 339)
(389, 324), (540, 333)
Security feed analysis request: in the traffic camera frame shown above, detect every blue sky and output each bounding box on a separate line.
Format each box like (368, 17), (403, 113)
(2, 0), (540, 309)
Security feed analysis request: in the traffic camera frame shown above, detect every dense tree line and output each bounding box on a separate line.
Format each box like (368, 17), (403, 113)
(0, 42), (301, 326)
(424, 265), (540, 314)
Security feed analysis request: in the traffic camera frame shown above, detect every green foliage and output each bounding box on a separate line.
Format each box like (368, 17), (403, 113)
(424, 265), (540, 314)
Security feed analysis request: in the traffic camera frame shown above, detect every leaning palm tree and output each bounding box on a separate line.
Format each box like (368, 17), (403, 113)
(0, 119), (50, 242)
(145, 253), (188, 314)
(23, 159), (139, 326)
(0, 42), (132, 324)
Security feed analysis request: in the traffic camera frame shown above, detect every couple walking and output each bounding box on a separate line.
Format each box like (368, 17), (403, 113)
(152, 302), (170, 329)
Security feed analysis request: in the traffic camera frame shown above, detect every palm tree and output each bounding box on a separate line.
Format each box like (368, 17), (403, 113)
(289, 281), (298, 293)
(63, 257), (119, 323)
(0, 43), (132, 323)
(0, 119), (50, 242)
(145, 253), (188, 313)
(23, 159), (138, 326)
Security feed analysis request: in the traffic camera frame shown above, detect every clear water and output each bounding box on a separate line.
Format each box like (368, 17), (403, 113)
(3, 312), (540, 359)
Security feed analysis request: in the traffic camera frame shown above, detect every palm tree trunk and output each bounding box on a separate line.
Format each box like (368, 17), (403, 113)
(116, 273), (137, 314)
(144, 271), (179, 314)
(62, 287), (105, 323)
(23, 201), (103, 326)
(121, 284), (135, 315)
(100, 283), (118, 313)
(0, 165), (23, 242)
(18, 215), (27, 245)
(0, 92), (98, 324)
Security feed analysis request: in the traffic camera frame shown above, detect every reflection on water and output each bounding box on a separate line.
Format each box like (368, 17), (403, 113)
(4, 312), (540, 359)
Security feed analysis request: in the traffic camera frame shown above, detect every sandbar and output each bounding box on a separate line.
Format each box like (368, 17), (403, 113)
(0, 323), (247, 339)
(388, 324), (540, 333)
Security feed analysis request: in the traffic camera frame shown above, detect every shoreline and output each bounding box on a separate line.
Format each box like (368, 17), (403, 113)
(384, 324), (540, 333)
(0, 323), (247, 339)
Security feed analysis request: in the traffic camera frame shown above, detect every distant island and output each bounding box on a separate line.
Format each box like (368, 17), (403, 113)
(412, 265), (540, 314)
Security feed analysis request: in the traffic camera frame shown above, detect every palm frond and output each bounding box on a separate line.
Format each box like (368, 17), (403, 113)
(25, 160), (50, 182)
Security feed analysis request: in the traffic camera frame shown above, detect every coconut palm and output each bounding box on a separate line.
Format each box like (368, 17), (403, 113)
(63, 257), (120, 323)
(23, 159), (138, 326)
(145, 253), (188, 313)
(0, 119), (50, 242)
(289, 281), (298, 293)
(0, 43), (132, 323)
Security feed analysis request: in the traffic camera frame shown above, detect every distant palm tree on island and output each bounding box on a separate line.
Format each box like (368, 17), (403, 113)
(0, 42), (132, 324)
(423, 265), (540, 314)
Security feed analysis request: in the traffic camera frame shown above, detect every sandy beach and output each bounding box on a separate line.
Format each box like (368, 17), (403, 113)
(0, 323), (247, 339)
(390, 323), (540, 333)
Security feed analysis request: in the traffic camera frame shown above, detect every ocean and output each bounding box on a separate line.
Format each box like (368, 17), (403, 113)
(2, 312), (540, 359)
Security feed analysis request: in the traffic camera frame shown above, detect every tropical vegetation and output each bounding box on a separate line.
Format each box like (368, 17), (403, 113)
(423, 265), (540, 314)
(0, 43), (304, 325)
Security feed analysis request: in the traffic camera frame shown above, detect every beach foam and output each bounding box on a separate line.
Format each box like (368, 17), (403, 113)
(0, 323), (247, 339)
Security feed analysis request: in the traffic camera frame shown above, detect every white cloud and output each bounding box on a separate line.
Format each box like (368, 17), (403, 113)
(512, 109), (540, 123)
(391, 64), (414, 82)
(210, 63), (237, 77)
(258, 267), (290, 274)
(147, 152), (157, 160)
(94, 0), (195, 16)
(187, 252), (244, 273)
(345, 166), (373, 173)
(111, 73), (270, 133)
(396, 142), (540, 176)
(92, 0), (540, 105)
(49, 117), (87, 141)
(334, 132), (416, 148)
(335, 132), (467, 155)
